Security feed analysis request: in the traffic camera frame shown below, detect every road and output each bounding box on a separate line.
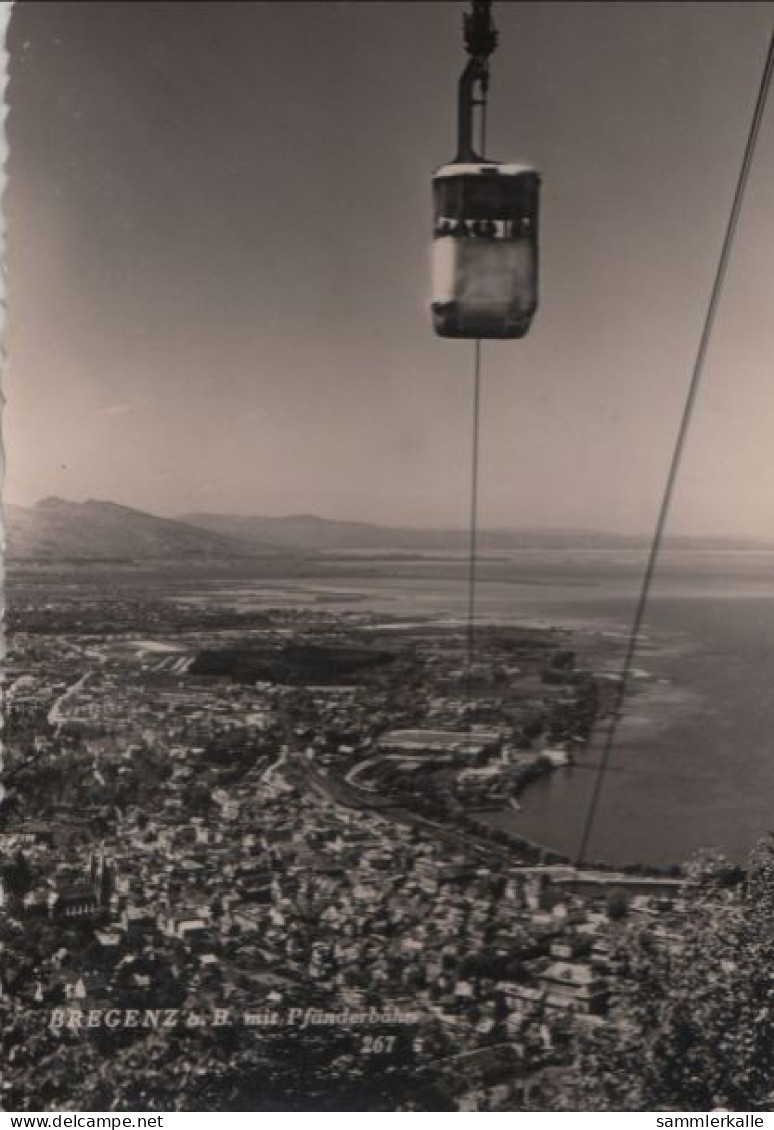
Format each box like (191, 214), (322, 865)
(47, 672), (91, 729)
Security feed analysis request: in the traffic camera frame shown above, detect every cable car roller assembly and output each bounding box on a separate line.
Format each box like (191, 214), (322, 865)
(432, 2), (774, 866)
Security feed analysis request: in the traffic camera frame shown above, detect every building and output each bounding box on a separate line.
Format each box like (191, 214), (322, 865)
(538, 961), (608, 1015)
(377, 729), (501, 760)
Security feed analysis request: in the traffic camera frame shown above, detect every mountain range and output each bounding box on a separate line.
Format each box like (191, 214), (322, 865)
(183, 511), (646, 553)
(3, 497), (771, 561)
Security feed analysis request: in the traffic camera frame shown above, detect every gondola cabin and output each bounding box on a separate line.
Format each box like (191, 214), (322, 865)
(432, 160), (540, 339)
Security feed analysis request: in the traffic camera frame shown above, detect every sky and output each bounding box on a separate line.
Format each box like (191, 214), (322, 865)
(4, 0), (774, 536)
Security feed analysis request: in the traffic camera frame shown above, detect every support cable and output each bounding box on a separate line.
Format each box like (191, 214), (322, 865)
(575, 28), (774, 867)
(466, 341), (482, 672)
(465, 78), (489, 688)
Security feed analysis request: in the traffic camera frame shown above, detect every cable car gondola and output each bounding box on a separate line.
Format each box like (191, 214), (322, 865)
(431, 1), (540, 339)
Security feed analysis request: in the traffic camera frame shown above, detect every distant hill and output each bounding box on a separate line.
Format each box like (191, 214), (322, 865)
(184, 511), (653, 553)
(184, 512), (430, 551)
(3, 498), (272, 561)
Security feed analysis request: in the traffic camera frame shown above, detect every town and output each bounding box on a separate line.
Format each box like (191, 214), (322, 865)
(1, 573), (688, 1111)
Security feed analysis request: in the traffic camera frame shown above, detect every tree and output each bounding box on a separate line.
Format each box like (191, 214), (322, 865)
(605, 888), (630, 921)
(551, 841), (774, 1111)
(1, 850), (35, 911)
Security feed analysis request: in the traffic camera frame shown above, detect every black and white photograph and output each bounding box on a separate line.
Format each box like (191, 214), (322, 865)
(3, 0), (774, 1114)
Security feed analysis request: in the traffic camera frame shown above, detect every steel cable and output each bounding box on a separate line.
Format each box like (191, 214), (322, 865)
(575, 27), (774, 866)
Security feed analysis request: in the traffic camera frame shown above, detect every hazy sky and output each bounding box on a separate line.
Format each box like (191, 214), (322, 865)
(5, 1), (774, 534)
